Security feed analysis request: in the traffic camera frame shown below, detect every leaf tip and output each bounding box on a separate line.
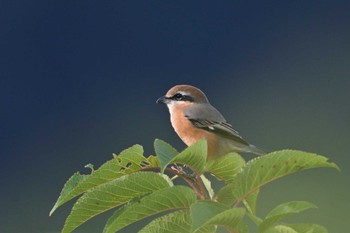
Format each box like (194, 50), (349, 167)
(331, 163), (341, 172)
(49, 205), (57, 216)
(84, 163), (95, 172)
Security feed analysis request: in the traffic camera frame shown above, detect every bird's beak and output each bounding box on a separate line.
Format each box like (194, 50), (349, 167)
(156, 96), (169, 104)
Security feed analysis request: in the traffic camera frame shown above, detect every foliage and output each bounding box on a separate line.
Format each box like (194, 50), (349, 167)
(50, 139), (339, 233)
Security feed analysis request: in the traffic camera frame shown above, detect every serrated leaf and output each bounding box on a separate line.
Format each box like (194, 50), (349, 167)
(138, 210), (214, 233)
(232, 150), (339, 205)
(139, 210), (192, 233)
(190, 200), (246, 233)
(160, 173), (174, 187)
(147, 155), (161, 167)
(103, 186), (196, 233)
(205, 152), (245, 182)
(51, 158), (123, 215)
(118, 144), (146, 170)
(50, 145), (145, 215)
(49, 172), (87, 216)
(62, 172), (171, 233)
(260, 201), (317, 232)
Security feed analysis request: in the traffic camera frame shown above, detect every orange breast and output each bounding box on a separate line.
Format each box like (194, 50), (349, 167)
(170, 108), (223, 159)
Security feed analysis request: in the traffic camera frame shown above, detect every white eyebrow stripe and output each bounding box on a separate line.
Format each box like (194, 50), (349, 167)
(177, 91), (190, 96)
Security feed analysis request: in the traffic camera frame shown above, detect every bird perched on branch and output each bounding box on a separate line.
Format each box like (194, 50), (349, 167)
(157, 84), (265, 160)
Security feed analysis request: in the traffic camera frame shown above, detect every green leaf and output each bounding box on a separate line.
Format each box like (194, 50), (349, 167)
(191, 201), (227, 231)
(214, 183), (235, 205)
(205, 152), (245, 183)
(147, 155), (161, 167)
(232, 150), (339, 205)
(172, 140), (207, 174)
(62, 172), (171, 233)
(139, 210), (192, 233)
(154, 139), (179, 173)
(155, 139), (207, 174)
(266, 201), (317, 219)
(103, 186), (197, 233)
(247, 212), (263, 226)
(117, 144), (147, 170)
(264, 224), (328, 233)
(200, 208), (246, 233)
(50, 158), (122, 215)
(265, 225), (298, 233)
(49, 172), (87, 216)
(260, 201), (317, 232)
(287, 223), (328, 233)
(84, 163), (95, 171)
(214, 183), (259, 215)
(50, 145), (145, 215)
(200, 175), (214, 199)
(190, 200), (246, 233)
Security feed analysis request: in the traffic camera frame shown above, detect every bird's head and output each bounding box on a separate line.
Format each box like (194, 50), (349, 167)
(156, 85), (209, 109)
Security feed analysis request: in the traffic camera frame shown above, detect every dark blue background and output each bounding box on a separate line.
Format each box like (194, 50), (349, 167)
(1, 1), (349, 232)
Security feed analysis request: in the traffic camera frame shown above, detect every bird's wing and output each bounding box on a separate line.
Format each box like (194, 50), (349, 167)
(187, 118), (250, 146)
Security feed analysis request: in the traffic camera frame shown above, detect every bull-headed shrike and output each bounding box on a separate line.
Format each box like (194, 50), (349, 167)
(157, 84), (265, 160)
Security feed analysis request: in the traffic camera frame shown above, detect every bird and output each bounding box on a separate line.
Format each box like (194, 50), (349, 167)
(156, 84), (265, 160)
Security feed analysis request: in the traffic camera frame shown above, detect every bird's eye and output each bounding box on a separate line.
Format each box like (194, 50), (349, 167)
(173, 93), (183, 100)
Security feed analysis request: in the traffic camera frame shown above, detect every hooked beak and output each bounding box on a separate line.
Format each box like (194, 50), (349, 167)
(156, 96), (170, 104)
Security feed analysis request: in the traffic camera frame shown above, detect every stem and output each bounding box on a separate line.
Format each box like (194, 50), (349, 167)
(141, 166), (209, 200)
(166, 166), (208, 200)
(183, 176), (206, 200)
(194, 174), (209, 199)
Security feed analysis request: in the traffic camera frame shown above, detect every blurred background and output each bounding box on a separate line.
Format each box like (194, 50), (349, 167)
(1, 1), (349, 232)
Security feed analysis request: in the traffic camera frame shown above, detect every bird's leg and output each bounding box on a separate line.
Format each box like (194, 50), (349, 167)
(170, 163), (184, 174)
(170, 163), (188, 181)
(170, 163), (197, 179)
